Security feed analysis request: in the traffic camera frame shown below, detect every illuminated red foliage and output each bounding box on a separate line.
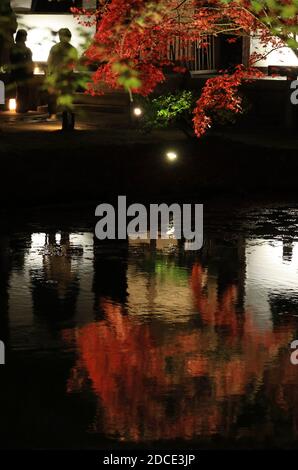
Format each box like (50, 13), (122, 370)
(72, 1), (293, 136)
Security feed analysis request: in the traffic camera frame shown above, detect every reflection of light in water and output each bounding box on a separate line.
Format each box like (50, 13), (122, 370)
(129, 235), (178, 252)
(166, 220), (176, 237)
(247, 240), (298, 285)
(31, 233), (46, 248)
(69, 233), (94, 247)
(129, 223), (179, 249)
(127, 240), (193, 321)
(27, 233), (47, 269)
(245, 239), (298, 329)
(55, 233), (61, 245)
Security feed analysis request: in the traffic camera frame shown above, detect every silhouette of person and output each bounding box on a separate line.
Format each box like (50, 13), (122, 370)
(47, 28), (78, 127)
(0, 0), (17, 70)
(10, 29), (34, 113)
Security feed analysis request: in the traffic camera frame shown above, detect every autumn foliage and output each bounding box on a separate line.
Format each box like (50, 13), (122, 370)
(64, 262), (298, 443)
(72, 0), (298, 137)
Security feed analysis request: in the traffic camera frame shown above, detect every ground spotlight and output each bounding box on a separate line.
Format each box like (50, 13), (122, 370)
(133, 107), (143, 117)
(9, 98), (17, 112)
(166, 151), (178, 162)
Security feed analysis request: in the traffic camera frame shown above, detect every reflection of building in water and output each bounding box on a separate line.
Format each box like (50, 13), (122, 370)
(4, 231), (94, 350)
(0, 231), (31, 344)
(126, 238), (193, 322)
(245, 239), (298, 329)
(125, 236), (246, 323)
(92, 239), (128, 314)
(30, 232), (82, 323)
(282, 241), (294, 263)
(200, 235), (246, 314)
(64, 235), (298, 444)
(269, 291), (298, 322)
(0, 236), (12, 343)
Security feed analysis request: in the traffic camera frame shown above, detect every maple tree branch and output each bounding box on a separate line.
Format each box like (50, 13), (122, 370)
(173, 0), (189, 11)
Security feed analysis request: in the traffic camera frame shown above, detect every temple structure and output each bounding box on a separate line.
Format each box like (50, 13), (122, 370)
(10, 0), (298, 73)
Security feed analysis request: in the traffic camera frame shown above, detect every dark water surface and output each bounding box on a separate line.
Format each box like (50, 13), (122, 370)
(1, 202), (298, 449)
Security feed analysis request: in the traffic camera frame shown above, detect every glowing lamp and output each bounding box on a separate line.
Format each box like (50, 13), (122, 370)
(166, 151), (178, 162)
(34, 66), (44, 75)
(133, 107), (142, 117)
(9, 98), (17, 112)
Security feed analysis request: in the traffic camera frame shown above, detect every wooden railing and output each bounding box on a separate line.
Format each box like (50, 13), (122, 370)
(168, 35), (217, 73)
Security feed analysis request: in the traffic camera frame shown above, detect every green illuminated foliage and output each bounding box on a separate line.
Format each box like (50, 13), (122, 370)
(140, 90), (194, 130)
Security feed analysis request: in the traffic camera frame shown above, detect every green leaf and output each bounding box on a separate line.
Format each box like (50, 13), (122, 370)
(57, 94), (73, 108)
(251, 0), (263, 13)
(287, 37), (298, 48)
(281, 5), (297, 18)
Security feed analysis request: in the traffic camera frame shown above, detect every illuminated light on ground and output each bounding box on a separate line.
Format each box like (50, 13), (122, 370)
(166, 151), (178, 162)
(133, 107), (142, 117)
(9, 99), (17, 112)
(34, 66), (44, 75)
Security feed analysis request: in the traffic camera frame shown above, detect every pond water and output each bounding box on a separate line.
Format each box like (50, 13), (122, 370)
(1, 203), (298, 449)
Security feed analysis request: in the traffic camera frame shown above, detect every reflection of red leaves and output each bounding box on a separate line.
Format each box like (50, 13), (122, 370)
(227, 37), (238, 44)
(63, 261), (298, 443)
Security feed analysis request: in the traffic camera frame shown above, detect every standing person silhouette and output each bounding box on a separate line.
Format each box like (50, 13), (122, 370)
(0, 0), (17, 71)
(10, 29), (34, 113)
(47, 28), (78, 129)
